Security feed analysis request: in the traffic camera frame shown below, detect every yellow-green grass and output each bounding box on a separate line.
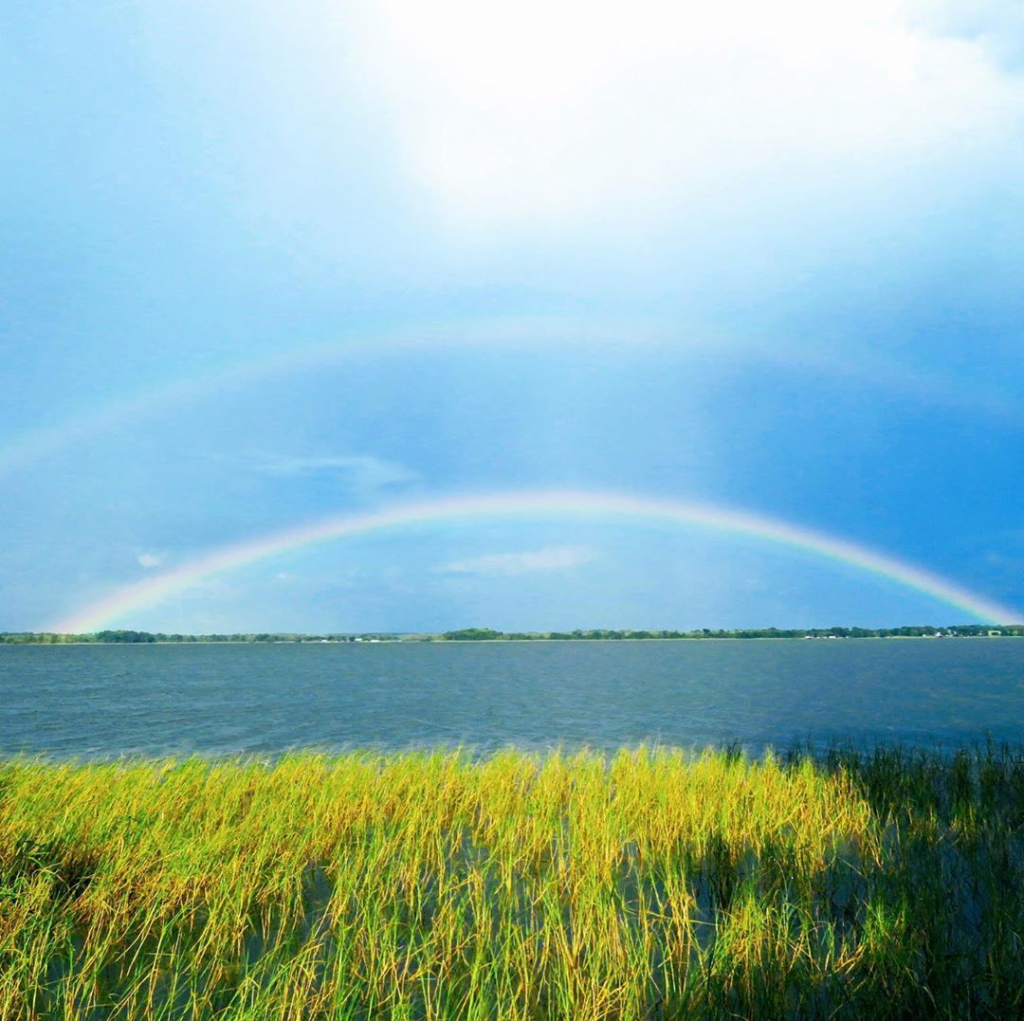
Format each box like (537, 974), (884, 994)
(1, 743), (1022, 1019)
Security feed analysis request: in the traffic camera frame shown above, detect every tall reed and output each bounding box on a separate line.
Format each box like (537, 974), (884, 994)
(1, 743), (1021, 1018)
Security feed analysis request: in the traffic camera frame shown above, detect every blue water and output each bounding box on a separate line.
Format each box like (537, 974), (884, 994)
(2, 639), (1022, 759)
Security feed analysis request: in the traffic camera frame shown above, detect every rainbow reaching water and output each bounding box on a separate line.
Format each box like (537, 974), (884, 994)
(51, 490), (1023, 632)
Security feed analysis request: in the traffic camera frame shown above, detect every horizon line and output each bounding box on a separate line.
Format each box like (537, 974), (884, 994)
(6, 623), (1020, 639)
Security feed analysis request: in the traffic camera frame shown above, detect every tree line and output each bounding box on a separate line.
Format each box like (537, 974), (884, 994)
(4, 625), (1021, 644)
(437, 625), (1024, 641)
(0, 631), (398, 644)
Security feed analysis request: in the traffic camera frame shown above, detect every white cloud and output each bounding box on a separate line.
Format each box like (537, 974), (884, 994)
(438, 545), (597, 576)
(912, 0), (1024, 70)
(248, 453), (418, 497)
(347, 0), (1024, 229)
(137, 552), (162, 569)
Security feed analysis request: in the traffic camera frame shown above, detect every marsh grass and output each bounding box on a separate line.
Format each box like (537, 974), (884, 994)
(1, 742), (1022, 1018)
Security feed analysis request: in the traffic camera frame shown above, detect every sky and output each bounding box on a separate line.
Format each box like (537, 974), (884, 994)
(2, 0), (1023, 633)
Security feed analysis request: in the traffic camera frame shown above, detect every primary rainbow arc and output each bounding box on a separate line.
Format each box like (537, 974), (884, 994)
(51, 490), (1023, 632)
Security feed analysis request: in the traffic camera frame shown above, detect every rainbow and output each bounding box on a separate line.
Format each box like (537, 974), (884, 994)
(51, 490), (1023, 632)
(0, 318), (670, 479)
(4, 317), (1006, 482)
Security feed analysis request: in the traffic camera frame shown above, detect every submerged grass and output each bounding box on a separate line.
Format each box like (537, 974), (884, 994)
(0, 743), (1022, 1019)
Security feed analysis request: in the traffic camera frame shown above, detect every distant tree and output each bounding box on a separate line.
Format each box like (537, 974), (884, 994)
(441, 628), (503, 641)
(94, 630), (156, 643)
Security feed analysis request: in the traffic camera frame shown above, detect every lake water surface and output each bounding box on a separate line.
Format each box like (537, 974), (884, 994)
(2, 639), (1022, 759)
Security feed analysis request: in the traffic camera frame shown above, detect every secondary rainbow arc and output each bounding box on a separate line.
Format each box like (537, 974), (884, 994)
(0, 320), (669, 480)
(51, 490), (1024, 632)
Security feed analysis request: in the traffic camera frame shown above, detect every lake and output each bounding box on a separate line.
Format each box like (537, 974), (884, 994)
(2, 639), (1022, 759)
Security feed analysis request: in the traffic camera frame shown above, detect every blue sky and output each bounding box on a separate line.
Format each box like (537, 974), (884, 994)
(2, 0), (1022, 632)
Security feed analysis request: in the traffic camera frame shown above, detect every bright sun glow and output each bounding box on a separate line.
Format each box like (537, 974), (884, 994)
(348, 0), (1018, 228)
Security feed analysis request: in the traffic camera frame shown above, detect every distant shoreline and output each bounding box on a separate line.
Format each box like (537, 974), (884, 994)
(3, 632), (1021, 646)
